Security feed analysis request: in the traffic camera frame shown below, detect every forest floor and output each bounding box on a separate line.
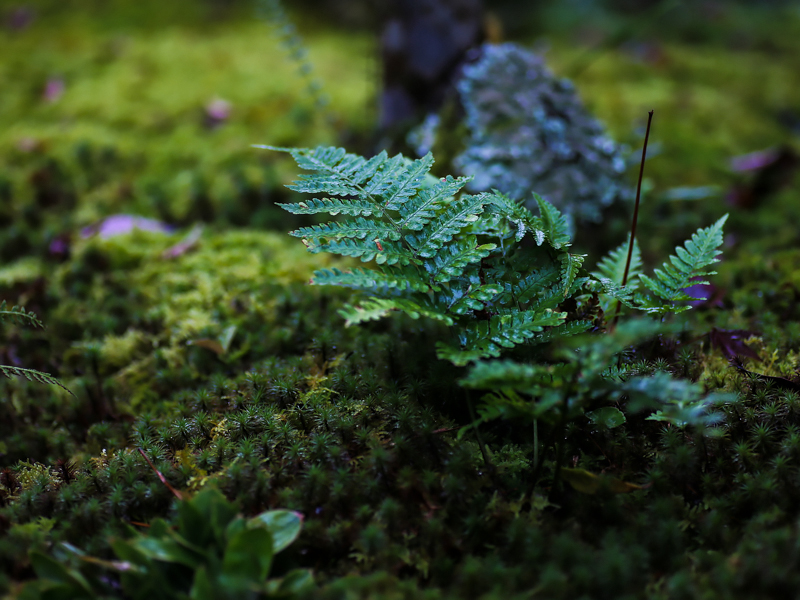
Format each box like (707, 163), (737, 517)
(2, 1), (800, 598)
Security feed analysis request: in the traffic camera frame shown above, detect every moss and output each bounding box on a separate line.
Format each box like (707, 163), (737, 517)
(3, 1), (800, 598)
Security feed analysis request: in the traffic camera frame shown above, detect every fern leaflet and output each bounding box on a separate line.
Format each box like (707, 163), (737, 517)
(637, 214), (728, 314)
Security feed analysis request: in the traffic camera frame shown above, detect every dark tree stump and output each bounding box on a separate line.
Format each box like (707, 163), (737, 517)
(380, 0), (484, 131)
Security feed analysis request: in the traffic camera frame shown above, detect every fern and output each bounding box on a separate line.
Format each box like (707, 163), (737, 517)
(0, 365), (71, 393)
(535, 194), (571, 250)
(265, 145), (599, 364)
(0, 301), (45, 329)
(0, 302), (72, 394)
(592, 240), (642, 312)
(636, 214), (728, 314)
(269, 144), (730, 486)
(267, 144), (727, 369)
(593, 239), (642, 287)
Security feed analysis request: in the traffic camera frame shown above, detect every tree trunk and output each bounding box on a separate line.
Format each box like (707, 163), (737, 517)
(380, 0), (484, 131)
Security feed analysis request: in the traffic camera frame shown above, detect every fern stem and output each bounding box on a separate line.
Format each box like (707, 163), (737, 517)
(533, 418), (539, 476)
(612, 110), (653, 328)
(465, 389), (493, 470)
(549, 399), (571, 501)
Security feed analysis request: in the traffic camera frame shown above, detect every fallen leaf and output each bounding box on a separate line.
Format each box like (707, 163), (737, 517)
(728, 145), (799, 209)
(162, 224), (203, 259)
(82, 215), (173, 239)
(730, 358), (800, 392)
(560, 467), (646, 495)
(708, 328), (761, 362)
(187, 339), (225, 355)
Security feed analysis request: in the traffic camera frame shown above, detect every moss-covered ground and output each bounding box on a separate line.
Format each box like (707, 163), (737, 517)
(2, 1), (800, 598)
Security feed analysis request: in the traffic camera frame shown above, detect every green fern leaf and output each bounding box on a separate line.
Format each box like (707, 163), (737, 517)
(505, 263), (561, 305)
(290, 218), (401, 242)
(423, 237), (496, 283)
(340, 298), (453, 327)
(558, 253), (586, 298)
(529, 320), (593, 344)
(398, 175), (470, 231)
(0, 301), (45, 328)
(450, 309), (568, 363)
(460, 359), (568, 391)
(380, 154), (436, 211)
(535, 194), (571, 249)
(590, 278), (637, 308)
(435, 343), (490, 367)
(406, 195), (487, 257)
(310, 239), (415, 265)
(488, 310), (567, 346)
(485, 191), (545, 243)
(277, 197), (380, 217)
(448, 283), (504, 315)
(282, 146), (389, 196)
(593, 239), (642, 286)
(0, 365), (72, 394)
(638, 214), (728, 313)
(312, 267), (433, 293)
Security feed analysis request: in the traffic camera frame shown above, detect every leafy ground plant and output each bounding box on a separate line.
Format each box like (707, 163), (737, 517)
(264, 144), (727, 352)
(22, 488), (311, 599)
(264, 144), (729, 482)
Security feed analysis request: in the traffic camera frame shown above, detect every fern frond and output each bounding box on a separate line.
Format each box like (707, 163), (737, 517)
(590, 278), (637, 308)
(308, 239), (414, 266)
(0, 365), (72, 394)
(339, 298), (453, 327)
(529, 319), (593, 344)
(358, 154), (407, 197)
(558, 253), (586, 298)
(423, 237), (496, 283)
(593, 239), (642, 286)
(312, 267), (433, 293)
(459, 359), (571, 391)
(484, 191), (545, 243)
(505, 263), (560, 305)
(0, 301), (45, 329)
(406, 195), (487, 257)
(290, 218), (401, 242)
(380, 154), (436, 211)
(638, 215), (728, 313)
(447, 283), (504, 315)
(458, 309), (568, 361)
(535, 194), (571, 249)
(435, 343), (490, 367)
(277, 197), (380, 217)
(398, 176), (470, 231)
(278, 146), (389, 196)
(536, 275), (590, 312)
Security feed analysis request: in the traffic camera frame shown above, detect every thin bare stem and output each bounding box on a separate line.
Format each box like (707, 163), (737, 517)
(611, 110), (654, 328)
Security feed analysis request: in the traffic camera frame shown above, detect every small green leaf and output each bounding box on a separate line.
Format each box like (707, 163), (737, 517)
(130, 537), (204, 569)
(189, 566), (216, 600)
(560, 468), (644, 495)
(223, 527), (274, 582)
(586, 407), (626, 429)
(29, 551), (94, 596)
(249, 510), (303, 553)
(274, 569), (315, 595)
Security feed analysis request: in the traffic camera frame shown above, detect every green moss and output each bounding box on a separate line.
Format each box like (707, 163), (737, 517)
(3, 1), (800, 598)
